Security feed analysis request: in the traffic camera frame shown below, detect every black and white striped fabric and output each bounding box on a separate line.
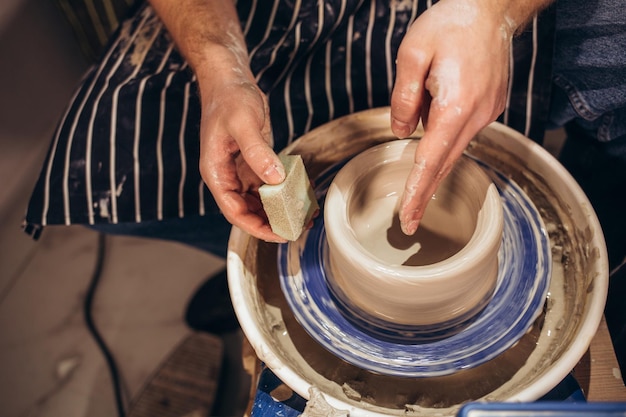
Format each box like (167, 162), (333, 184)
(24, 0), (555, 238)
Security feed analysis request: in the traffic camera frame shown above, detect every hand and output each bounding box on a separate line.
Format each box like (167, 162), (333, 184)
(390, 0), (515, 235)
(198, 72), (288, 243)
(147, 1), (289, 242)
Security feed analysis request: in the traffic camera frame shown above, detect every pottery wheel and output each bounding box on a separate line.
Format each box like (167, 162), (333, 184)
(227, 108), (608, 416)
(278, 154), (551, 377)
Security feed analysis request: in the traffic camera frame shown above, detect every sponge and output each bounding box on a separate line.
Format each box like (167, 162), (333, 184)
(259, 154), (319, 241)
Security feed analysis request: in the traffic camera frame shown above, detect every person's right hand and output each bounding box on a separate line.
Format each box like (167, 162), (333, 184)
(196, 53), (288, 243)
(390, 0), (516, 236)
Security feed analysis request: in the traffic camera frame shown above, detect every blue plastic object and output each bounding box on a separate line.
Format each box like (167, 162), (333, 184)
(457, 401), (626, 416)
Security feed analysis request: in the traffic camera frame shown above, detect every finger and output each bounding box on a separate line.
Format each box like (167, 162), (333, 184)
(399, 106), (469, 235)
(390, 48), (429, 138)
(208, 153), (284, 242)
(219, 190), (288, 242)
(227, 107), (285, 186)
(202, 135), (286, 242)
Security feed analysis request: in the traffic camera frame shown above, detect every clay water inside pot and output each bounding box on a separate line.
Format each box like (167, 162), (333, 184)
(324, 139), (504, 336)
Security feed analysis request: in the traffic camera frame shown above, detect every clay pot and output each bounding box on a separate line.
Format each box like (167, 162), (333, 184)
(324, 139), (504, 333)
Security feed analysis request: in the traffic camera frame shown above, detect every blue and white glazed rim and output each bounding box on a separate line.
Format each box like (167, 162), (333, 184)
(278, 155), (551, 377)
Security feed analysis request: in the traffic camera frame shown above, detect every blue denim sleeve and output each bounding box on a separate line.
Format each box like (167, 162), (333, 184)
(548, 0), (626, 144)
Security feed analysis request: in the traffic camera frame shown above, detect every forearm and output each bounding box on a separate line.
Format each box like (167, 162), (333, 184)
(148, 0), (253, 93)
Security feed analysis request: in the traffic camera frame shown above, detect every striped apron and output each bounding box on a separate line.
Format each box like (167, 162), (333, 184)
(24, 0), (555, 244)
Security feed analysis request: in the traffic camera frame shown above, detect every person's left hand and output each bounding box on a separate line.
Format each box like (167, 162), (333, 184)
(390, 0), (516, 235)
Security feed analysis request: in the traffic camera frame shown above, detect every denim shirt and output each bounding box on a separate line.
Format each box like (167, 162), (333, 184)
(549, 0), (626, 144)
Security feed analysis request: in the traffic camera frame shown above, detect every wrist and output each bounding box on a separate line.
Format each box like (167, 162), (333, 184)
(485, 0), (554, 35)
(193, 43), (256, 100)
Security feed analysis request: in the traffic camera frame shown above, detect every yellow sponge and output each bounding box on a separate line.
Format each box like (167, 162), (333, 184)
(259, 154), (319, 241)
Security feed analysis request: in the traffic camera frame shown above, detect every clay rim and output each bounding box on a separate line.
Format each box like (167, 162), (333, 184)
(324, 139), (504, 282)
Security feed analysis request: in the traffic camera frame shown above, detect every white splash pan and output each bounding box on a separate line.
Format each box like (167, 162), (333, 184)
(228, 107), (608, 416)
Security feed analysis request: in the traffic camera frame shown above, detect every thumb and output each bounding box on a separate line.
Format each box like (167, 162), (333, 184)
(239, 137), (285, 185)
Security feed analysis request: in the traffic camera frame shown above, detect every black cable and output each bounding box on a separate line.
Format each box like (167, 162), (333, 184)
(83, 232), (126, 417)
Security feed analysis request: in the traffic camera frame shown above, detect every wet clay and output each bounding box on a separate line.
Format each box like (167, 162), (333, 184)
(255, 241), (546, 411)
(349, 164), (474, 266)
(324, 140), (502, 328)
